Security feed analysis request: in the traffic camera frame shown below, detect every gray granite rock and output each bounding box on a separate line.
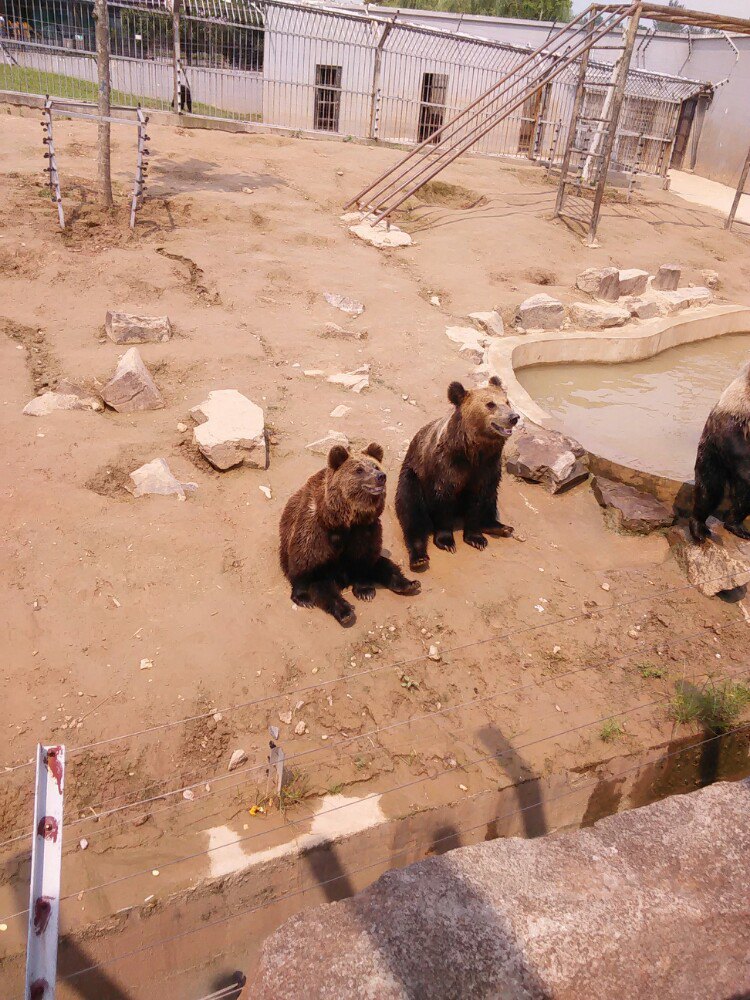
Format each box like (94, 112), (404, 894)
(505, 424), (588, 494)
(592, 476), (674, 534)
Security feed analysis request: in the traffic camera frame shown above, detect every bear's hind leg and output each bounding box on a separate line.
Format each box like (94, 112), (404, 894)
(690, 444), (725, 544)
(726, 477), (750, 541)
(293, 574), (356, 627)
(396, 467), (432, 572)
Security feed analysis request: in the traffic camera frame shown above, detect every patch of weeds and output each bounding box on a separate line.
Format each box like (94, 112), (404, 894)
(277, 769), (312, 812)
(327, 782), (344, 796)
(599, 719), (623, 743)
(353, 755), (368, 771)
(400, 673), (419, 691)
(637, 662), (665, 680)
(671, 680), (750, 733)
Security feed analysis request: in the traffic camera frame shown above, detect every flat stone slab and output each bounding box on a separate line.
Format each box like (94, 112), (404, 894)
(191, 389), (267, 470)
(23, 381), (103, 416)
(651, 264), (680, 291)
(667, 517), (750, 596)
(129, 458), (197, 500)
(624, 297), (660, 320)
(658, 286), (713, 314)
(105, 310), (172, 344)
(591, 476), (674, 534)
(575, 266), (620, 302)
(505, 424), (588, 494)
(570, 302), (630, 330)
(618, 268), (649, 297)
(445, 326), (489, 364)
(516, 293), (564, 331)
(101, 348), (164, 412)
(254, 780), (750, 1000)
(327, 365), (370, 393)
(324, 292), (365, 317)
(319, 322), (368, 341)
(306, 430), (349, 455)
(349, 220), (412, 249)
(468, 311), (505, 338)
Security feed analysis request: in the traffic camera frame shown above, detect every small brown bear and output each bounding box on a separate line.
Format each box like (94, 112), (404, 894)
(279, 443), (421, 627)
(690, 359), (750, 543)
(395, 376), (519, 571)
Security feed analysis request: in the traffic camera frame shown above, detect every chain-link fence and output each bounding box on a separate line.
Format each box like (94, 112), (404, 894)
(0, 0), (706, 175)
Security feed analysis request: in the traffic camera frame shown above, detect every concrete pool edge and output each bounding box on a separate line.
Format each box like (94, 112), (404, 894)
(487, 305), (750, 508)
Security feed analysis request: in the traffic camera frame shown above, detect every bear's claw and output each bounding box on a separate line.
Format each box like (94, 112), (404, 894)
(434, 532), (456, 553)
(484, 522), (514, 538)
(726, 522), (750, 541)
(353, 584), (376, 602)
(464, 532), (488, 550)
(395, 579), (421, 596)
(409, 555), (430, 572)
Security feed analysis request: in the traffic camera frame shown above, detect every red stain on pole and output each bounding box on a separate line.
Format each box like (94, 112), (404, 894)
(37, 816), (59, 842)
(33, 896), (53, 936)
(29, 979), (48, 1000)
(44, 746), (63, 794)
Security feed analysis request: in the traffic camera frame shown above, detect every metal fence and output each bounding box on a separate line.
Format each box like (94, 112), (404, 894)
(0, 0), (705, 175)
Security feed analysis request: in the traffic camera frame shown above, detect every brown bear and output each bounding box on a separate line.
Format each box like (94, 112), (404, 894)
(690, 359), (750, 543)
(279, 443), (421, 626)
(395, 376), (520, 571)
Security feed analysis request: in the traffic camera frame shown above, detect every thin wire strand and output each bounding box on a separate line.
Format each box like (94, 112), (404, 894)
(3, 658), (746, 925)
(54, 720), (750, 992)
(1, 565), (742, 777)
(0, 611), (742, 854)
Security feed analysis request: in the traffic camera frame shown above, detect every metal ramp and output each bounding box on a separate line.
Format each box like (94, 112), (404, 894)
(346, 3), (643, 245)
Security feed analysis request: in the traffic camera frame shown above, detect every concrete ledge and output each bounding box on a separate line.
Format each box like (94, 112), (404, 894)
(489, 305), (750, 507)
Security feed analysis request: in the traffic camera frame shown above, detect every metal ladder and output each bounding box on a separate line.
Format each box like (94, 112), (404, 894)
(346, 3), (641, 245)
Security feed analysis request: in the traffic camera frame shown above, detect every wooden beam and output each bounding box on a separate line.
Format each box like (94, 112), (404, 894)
(726, 144), (750, 230)
(595, 3), (750, 35)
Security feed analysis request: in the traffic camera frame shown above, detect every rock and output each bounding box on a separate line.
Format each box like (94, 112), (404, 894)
(304, 369), (326, 378)
(591, 477), (674, 535)
(575, 266), (620, 302)
(617, 268), (649, 296)
(667, 518), (750, 596)
(429, 295), (441, 307)
(702, 269), (720, 290)
(624, 297), (660, 320)
(254, 780), (750, 1000)
(176, 422), (188, 433)
(294, 721), (307, 735)
(349, 220), (412, 249)
(330, 405), (351, 419)
(278, 711), (292, 725)
(320, 322), (368, 341)
(259, 485), (272, 499)
(505, 424), (588, 494)
(428, 645), (441, 662)
(324, 292), (365, 317)
(191, 389), (267, 471)
(569, 302), (630, 330)
(306, 430), (349, 455)
(327, 365), (370, 393)
(23, 384), (103, 416)
(101, 348), (165, 413)
(105, 310), (172, 344)
(651, 264), (681, 291)
(658, 286), (713, 314)
(228, 749), (248, 772)
(468, 311), (504, 338)
(516, 293), (564, 331)
(128, 458), (198, 500)
(445, 326), (489, 363)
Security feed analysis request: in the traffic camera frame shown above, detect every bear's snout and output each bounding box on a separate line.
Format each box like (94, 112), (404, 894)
(508, 412), (520, 426)
(374, 469), (386, 485)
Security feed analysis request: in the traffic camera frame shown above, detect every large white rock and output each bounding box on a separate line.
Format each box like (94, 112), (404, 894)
(570, 302), (630, 330)
(327, 365), (370, 393)
(23, 382), (103, 416)
(105, 311), (172, 344)
(101, 348), (165, 412)
(617, 269), (649, 297)
(516, 293), (564, 331)
(129, 458), (197, 500)
(575, 267), (620, 302)
(658, 286), (713, 314)
(445, 326), (489, 363)
(191, 390), (267, 470)
(468, 311), (505, 338)
(306, 430), (349, 455)
(651, 264), (681, 292)
(349, 220), (412, 249)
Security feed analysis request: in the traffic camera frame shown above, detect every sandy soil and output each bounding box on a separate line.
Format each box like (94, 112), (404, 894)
(1, 105), (750, 938)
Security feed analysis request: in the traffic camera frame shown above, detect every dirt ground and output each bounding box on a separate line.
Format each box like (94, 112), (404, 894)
(1, 105), (750, 938)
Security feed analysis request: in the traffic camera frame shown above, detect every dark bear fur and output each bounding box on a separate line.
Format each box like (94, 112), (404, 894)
(690, 361), (750, 544)
(279, 443), (420, 626)
(395, 376), (520, 571)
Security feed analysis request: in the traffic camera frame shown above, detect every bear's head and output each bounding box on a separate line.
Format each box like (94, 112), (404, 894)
(448, 376), (520, 448)
(326, 442), (387, 520)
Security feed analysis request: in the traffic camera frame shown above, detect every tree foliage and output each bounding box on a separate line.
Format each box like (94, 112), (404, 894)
(379, 0), (572, 18)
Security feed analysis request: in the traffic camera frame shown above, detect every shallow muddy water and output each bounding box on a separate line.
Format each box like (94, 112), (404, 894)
(518, 333), (750, 480)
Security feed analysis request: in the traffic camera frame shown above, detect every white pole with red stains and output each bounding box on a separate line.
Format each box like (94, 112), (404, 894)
(24, 744), (65, 1000)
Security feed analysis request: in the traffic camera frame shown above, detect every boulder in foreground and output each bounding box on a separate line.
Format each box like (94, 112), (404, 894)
(129, 458), (197, 500)
(101, 348), (165, 412)
(667, 517), (750, 595)
(516, 293), (564, 331)
(575, 266), (620, 301)
(191, 389), (267, 470)
(591, 476), (674, 534)
(569, 302), (630, 330)
(253, 779), (750, 1000)
(505, 423), (588, 494)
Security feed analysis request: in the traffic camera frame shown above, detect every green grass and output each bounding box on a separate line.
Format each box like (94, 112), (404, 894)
(671, 680), (750, 733)
(637, 662), (666, 680)
(599, 719), (624, 743)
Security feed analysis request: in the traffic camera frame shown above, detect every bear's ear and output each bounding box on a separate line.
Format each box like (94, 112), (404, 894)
(448, 381), (467, 407)
(363, 442), (384, 463)
(489, 375), (504, 389)
(328, 445), (350, 470)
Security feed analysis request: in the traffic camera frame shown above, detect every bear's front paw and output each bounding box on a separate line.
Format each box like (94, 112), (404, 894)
(689, 518), (710, 544)
(434, 531), (456, 553)
(394, 578), (421, 596)
(463, 531), (488, 551)
(484, 521), (514, 538)
(726, 522), (750, 541)
(409, 554), (430, 572)
(333, 601), (356, 627)
(291, 588), (315, 609)
(352, 583), (376, 602)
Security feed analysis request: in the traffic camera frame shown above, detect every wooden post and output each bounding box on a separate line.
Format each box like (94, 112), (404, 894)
(94, 0), (113, 209)
(553, 12), (595, 219)
(586, 4), (642, 246)
(369, 16), (395, 140)
(726, 143), (750, 230)
(172, 0), (181, 113)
